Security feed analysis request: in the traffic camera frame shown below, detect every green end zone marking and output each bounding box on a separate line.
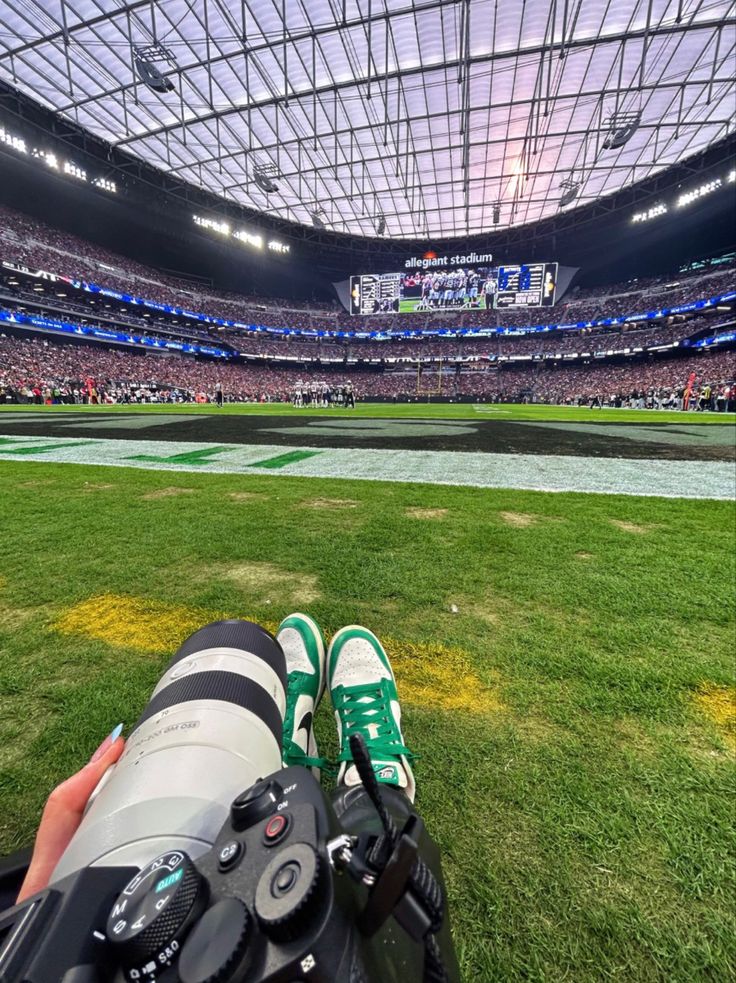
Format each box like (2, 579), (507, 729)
(0, 439), (99, 455)
(248, 449), (322, 469)
(127, 446), (236, 466)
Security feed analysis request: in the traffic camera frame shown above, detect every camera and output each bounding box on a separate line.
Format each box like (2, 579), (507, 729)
(0, 620), (459, 983)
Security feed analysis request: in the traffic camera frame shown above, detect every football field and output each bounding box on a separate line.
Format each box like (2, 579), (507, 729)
(0, 403), (734, 980)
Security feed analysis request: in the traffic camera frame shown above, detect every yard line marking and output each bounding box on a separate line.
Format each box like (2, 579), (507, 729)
(1, 434), (733, 499)
(127, 446), (237, 466)
(247, 449), (322, 469)
(0, 438), (99, 455)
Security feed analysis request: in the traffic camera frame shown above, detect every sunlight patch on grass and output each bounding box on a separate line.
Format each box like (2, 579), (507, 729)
(0, 601), (41, 630)
(499, 511), (539, 528)
(692, 684), (736, 750)
(227, 491), (268, 503)
(53, 594), (501, 714)
(142, 486), (197, 500)
(81, 482), (116, 492)
(609, 519), (661, 534)
(385, 638), (504, 715)
(203, 562), (321, 606)
(301, 497), (359, 510)
(405, 507), (448, 520)
(55, 593), (225, 654)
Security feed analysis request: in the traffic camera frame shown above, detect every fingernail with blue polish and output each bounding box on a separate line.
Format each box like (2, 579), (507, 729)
(110, 723), (124, 742)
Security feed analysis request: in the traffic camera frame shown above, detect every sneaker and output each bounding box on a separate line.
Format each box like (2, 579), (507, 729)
(328, 625), (416, 802)
(277, 613), (328, 777)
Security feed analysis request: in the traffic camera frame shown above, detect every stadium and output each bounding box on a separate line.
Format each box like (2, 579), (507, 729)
(0, 1), (734, 980)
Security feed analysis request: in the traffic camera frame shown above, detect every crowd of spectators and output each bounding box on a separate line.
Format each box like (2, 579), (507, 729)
(1, 332), (733, 410)
(508, 350), (736, 408)
(0, 205), (334, 326)
(2, 204), (733, 345)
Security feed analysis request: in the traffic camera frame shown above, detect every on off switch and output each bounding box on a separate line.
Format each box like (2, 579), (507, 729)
(230, 779), (282, 831)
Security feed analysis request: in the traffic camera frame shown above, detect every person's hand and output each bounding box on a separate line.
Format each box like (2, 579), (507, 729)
(17, 725), (125, 903)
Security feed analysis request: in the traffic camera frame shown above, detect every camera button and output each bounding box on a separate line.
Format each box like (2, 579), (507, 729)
(218, 840), (244, 872)
(274, 863), (299, 895)
(263, 812), (291, 846)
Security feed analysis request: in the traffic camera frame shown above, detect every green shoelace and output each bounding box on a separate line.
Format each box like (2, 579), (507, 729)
(282, 672), (332, 773)
(332, 679), (415, 765)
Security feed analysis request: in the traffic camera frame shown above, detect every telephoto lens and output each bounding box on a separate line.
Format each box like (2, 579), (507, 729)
(51, 619), (286, 881)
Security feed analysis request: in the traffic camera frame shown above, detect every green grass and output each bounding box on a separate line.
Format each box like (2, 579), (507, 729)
(0, 458), (734, 981)
(1, 401), (734, 424)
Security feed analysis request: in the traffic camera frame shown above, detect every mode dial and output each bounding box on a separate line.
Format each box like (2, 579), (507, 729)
(106, 851), (208, 980)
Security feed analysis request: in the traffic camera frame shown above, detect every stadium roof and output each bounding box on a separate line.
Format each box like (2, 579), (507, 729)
(0, 1), (734, 240)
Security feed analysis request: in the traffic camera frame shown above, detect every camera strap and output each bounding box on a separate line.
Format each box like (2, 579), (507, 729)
(345, 734), (451, 983)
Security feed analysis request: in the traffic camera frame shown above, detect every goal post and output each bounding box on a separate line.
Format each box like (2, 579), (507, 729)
(416, 358), (443, 396)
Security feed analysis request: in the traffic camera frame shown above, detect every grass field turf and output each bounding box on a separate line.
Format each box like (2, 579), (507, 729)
(1, 401), (734, 424)
(1, 451), (734, 981)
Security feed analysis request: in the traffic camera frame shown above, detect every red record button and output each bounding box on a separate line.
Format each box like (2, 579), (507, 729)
(263, 813), (291, 846)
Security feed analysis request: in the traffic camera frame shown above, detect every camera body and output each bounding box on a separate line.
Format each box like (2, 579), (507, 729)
(0, 765), (447, 983)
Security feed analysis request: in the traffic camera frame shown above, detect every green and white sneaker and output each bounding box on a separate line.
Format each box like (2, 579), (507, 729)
(277, 613), (328, 778)
(328, 625), (416, 803)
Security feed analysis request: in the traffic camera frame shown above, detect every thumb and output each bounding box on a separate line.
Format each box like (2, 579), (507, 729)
(17, 728), (125, 903)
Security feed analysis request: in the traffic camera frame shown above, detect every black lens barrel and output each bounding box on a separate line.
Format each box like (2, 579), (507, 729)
(166, 619), (287, 692)
(128, 620), (287, 741)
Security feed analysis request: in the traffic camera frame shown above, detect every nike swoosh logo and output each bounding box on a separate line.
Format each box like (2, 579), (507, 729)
(297, 711), (313, 745)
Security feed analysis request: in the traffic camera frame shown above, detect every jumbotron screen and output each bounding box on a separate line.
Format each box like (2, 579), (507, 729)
(349, 261), (558, 315)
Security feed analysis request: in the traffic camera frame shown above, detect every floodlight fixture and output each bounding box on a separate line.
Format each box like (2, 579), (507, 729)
(492, 203), (501, 225)
(602, 112), (641, 150)
(376, 214), (386, 235)
(252, 162), (280, 194)
(559, 178), (580, 208)
(133, 44), (176, 94)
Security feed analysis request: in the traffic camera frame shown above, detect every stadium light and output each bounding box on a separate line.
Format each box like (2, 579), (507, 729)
(677, 178), (722, 207)
(602, 112), (642, 150)
(559, 178), (580, 208)
(31, 148), (58, 169)
(63, 161), (87, 182)
(133, 44), (176, 94)
(92, 177), (117, 193)
(193, 214), (230, 236)
(192, 214), (289, 255)
(376, 214), (386, 236)
(632, 203), (668, 223)
(0, 126), (26, 153)
(233, 229), (263, 249)
(252, 163), (280, 194)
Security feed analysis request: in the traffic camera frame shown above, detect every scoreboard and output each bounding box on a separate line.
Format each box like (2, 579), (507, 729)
(348, 261), (558, 314)
(349, 273), (402, 315)
(495, 262), (557, 308)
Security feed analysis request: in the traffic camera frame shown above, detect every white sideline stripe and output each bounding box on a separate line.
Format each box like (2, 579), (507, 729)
(0, 434), (733, 500)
